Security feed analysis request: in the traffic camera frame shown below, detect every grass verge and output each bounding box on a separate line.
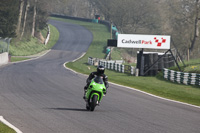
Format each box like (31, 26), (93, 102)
(10, 24), (59, 61)
(169, 58), (200, 74)
(50, 17), (200, 106)
(0, 122), (15, 133)
(10, 57), (30, 62)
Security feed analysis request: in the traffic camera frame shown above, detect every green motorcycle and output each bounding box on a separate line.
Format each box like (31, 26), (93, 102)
(84, 76), (107, 111)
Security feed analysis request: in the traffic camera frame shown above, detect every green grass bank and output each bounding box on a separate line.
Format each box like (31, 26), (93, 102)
(49, 17), (200, 107)
(10, 24), (59, 61)
(0, 122), (15, 133)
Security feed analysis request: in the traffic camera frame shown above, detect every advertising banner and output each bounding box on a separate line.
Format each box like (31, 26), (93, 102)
(117, 34), (171, 49)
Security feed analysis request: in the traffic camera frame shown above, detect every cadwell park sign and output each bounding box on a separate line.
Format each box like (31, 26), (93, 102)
(106, 34), (179, 76)
(117, 34), (171, 49)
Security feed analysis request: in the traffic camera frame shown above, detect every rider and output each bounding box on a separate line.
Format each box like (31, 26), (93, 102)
(83, 65), (109, 99)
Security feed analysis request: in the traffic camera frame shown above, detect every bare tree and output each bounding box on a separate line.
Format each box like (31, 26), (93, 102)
(190, 0), (200, 53)
(16, 0), (24, 36)
(167, 0), (200, 59)
(20, 0), (30, 40)
(90, 0), (161, 34)
(31, 0), (37, 37)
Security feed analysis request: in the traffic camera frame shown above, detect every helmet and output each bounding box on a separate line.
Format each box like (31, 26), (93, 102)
(97, 65), (105, 75)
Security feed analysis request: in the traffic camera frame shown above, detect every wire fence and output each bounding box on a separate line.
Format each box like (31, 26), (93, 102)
(0, 38), (12, 54)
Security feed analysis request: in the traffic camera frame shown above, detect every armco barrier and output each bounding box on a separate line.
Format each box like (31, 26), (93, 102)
(88, 57), (136, 75)
(163, 68), (200, 85)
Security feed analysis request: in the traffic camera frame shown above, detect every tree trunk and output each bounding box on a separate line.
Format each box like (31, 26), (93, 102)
(31, 0), (37, 37)
(16, 0), (24, 36)
(20, 0), (30, 40)
(189, 0), (199, 53)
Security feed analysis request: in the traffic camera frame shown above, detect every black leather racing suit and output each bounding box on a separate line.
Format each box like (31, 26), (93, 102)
(84, 72), (109, 92)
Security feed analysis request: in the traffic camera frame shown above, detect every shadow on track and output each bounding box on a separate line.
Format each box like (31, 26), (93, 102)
(47, 108), (88, 112)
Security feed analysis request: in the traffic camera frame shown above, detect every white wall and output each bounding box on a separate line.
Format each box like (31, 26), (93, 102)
(0, 52), (9, 66)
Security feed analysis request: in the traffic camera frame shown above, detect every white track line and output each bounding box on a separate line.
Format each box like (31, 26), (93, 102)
(63, 54), (200, 110)
(0, 116), (23, 133)
(72, 53), (86, 62)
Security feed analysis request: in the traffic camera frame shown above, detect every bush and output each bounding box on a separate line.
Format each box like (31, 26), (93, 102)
(183, 64), (200, 74)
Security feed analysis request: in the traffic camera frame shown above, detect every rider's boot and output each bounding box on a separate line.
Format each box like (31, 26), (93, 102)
(83, 91), (86, 99)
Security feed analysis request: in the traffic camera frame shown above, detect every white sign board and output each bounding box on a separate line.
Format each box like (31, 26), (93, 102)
(117, 34), (171, 49)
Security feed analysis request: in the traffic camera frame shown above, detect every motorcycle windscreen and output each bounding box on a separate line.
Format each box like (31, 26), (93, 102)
(94, 76), (104, 84)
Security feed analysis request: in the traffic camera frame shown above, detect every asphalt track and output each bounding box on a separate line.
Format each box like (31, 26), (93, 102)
(0, 19), (200, 133)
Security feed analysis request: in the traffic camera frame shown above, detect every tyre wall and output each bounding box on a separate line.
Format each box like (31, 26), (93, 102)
(163, 68), (200, 85)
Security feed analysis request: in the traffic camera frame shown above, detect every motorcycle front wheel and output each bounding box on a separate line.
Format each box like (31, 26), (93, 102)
(90, 95), (98, 111)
